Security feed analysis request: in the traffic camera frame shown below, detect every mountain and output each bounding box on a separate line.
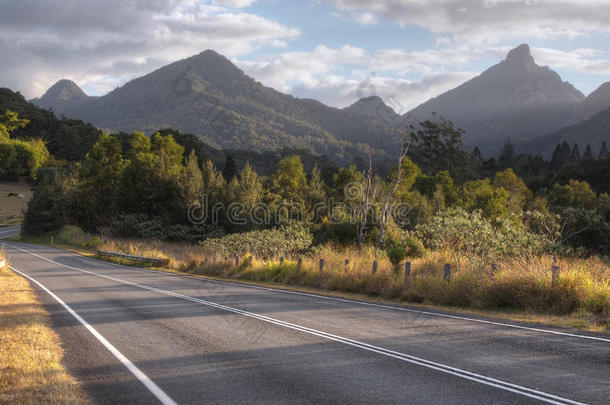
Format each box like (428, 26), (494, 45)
(343, 96), (400, 125)
(33, 50), (398, 163)
(576, 82), (610, 120)
(0, 88), (101, 161)
(519, 106), (610, 157)
(409, 44), (590, 153)
(31, 79), (90, 116)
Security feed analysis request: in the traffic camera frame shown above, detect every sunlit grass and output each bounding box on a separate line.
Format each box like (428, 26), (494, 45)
(0, 248), (89, 404)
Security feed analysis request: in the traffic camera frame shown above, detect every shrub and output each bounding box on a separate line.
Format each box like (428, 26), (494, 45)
(200, 223), (313, 259)
(55, 225), (99, 248)
(387, 246), (407, 278)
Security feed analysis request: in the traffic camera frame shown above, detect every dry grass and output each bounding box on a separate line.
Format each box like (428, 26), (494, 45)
(0, 182), (33, 225)
(0, 248), (89, 404)
(97, 238), (609, 329)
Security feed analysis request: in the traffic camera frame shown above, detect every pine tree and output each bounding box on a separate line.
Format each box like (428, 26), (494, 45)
(583, 144), (593, 159)
(222, 154), (237, 182)
(498, 138), (515, 169)
(569, 143), (580, 162)
(181, 150), (203, 207)
(600, 141), (609, 159)
(473, 146), (482, 160)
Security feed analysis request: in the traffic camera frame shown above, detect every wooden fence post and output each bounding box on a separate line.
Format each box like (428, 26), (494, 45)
(404, 261), (411, 284)
(319, 258), (325, 272)
(234, 255), (239, 267)
(344, 259), (350, 273)
(248, 256), (253, 266)
(297, 258), (302, 271)
(491, 263), (498, 276)
(372, 260), (378, 275)
(552, 265), (560, 288)
(444, 264), (451, 281)
(280, 257), (285, 265)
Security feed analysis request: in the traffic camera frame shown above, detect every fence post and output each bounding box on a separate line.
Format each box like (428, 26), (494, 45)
(404, 261), (411, 284)
(248, 256), (253, 266)
(234, 255), (239, 267)
(491, 263), (498, 276)
(444, 264), (451, 281)
(344, 259), (350, 273)
(552, 265), (560, 288)
(319, 258), (325, 272)
(280, 257), (285, 265)
(297, 258), (302, 271)
(372, 260), (378, 275)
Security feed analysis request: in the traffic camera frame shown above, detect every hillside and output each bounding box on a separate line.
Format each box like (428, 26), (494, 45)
(519, 107), (610, 157)
(34, 50), (399, 163)
(0, 88), (101, 161)
(408, 44), (594, 153)
(343, 96), (400, 125)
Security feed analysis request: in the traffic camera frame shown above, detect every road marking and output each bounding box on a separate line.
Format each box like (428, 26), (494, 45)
(6, 244), (590, 405)
(9, 264), (177, 405)
(51, 242), (610, 344)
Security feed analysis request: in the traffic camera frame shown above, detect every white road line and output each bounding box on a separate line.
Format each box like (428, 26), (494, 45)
(8, 264), (177, 405)
(6, 244), (589, 405)
(47, 242), (610, 344)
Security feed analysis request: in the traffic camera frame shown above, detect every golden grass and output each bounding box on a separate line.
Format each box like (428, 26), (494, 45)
(0, 249), (89, 404)
(0, 182), (33, 225)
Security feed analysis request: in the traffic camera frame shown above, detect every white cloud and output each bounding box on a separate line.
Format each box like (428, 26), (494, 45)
(0, 0), (299, 98)
(325, 0), (610, 44)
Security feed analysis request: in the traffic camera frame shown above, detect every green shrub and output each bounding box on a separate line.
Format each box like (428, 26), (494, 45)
(55, 225), (98, 248)
(201, 223), (313, 259)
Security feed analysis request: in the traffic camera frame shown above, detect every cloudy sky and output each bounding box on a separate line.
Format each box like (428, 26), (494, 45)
(1, 0), (610, 112)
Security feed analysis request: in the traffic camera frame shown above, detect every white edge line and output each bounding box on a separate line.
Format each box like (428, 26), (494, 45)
(8, 263), (177, 405)
(5, 244), (589, 405)
(41, 242), (610, 344)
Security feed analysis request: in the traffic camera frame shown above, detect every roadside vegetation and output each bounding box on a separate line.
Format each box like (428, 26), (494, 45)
(0, 248), (89, 404)
(6, 105), (609, 332)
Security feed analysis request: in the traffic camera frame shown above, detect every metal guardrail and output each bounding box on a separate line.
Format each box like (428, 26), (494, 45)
(97, 250), (170, 266)
(0, 259), (6, 268)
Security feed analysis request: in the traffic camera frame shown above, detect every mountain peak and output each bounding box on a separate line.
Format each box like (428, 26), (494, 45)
(40, 79), (88, 102)
(504, 44), (535, 67)
(344, 95), (399, 124)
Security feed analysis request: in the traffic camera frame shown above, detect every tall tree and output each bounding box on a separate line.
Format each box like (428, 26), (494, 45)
(569, 143), (580, 162)
(583, 144), (593, 159)
(600, 142), (609, 159)
(222, 154), (237, 182)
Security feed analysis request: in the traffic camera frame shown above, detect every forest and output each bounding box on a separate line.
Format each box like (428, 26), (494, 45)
(2, 102), (610, 327)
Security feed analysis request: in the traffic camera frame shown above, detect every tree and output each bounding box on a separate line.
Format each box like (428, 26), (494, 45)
(548, 179), (596, 210)
(222, 154), (237, 182)
(181, 150), (203, 208)
(583, 144), (593, 160)
(0, 110), (29, 140)
(493, 168), (532, 213)
(306, 164), (327, 220)
(569, 143), (580, 162)
(550, 142), (571, 169)
(460, 178), (509, 219)
(498, 138), (515, 169)
(600, 142), (609, 159)
(78, 134), (125, 231)
(273, 155), (307, 200)
(126, 131), (151, 158)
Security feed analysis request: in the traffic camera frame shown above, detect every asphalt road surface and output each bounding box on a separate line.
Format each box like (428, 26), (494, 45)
(2, 240), (609, 405)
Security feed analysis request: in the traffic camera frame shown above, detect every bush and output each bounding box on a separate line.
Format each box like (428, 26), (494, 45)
(387, 246), (407, 277)
(55, 225), (99, 248)
(201, 223), (313, 259)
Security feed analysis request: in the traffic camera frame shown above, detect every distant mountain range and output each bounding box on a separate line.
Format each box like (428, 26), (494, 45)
(408, 44), (610, 154)
(32, 44), (610, 159)
(31, 50), (398, 163)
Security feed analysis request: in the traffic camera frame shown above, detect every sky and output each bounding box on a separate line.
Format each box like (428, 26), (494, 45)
(1, 0), (610, 113)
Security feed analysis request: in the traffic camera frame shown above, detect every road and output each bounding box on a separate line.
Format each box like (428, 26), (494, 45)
(2, 240), (609, 405)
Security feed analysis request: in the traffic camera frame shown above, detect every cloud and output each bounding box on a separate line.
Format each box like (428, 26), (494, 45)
(325, 0), (610, 44)
(0, 0), (298, 98)
(531, 47), (610, 75)
(237, 45), (478, 110)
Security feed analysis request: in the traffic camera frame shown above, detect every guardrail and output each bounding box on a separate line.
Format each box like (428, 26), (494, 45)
(97, 250), (170, 267)
(0, 259), (6, 268)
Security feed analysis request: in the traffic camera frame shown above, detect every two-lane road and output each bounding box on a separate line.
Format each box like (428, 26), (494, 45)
(3, 241), (609, 404)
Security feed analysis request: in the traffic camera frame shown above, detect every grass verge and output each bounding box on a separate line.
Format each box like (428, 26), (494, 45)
(0, 248), (89, 404)
(13, 229), (610, 334)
